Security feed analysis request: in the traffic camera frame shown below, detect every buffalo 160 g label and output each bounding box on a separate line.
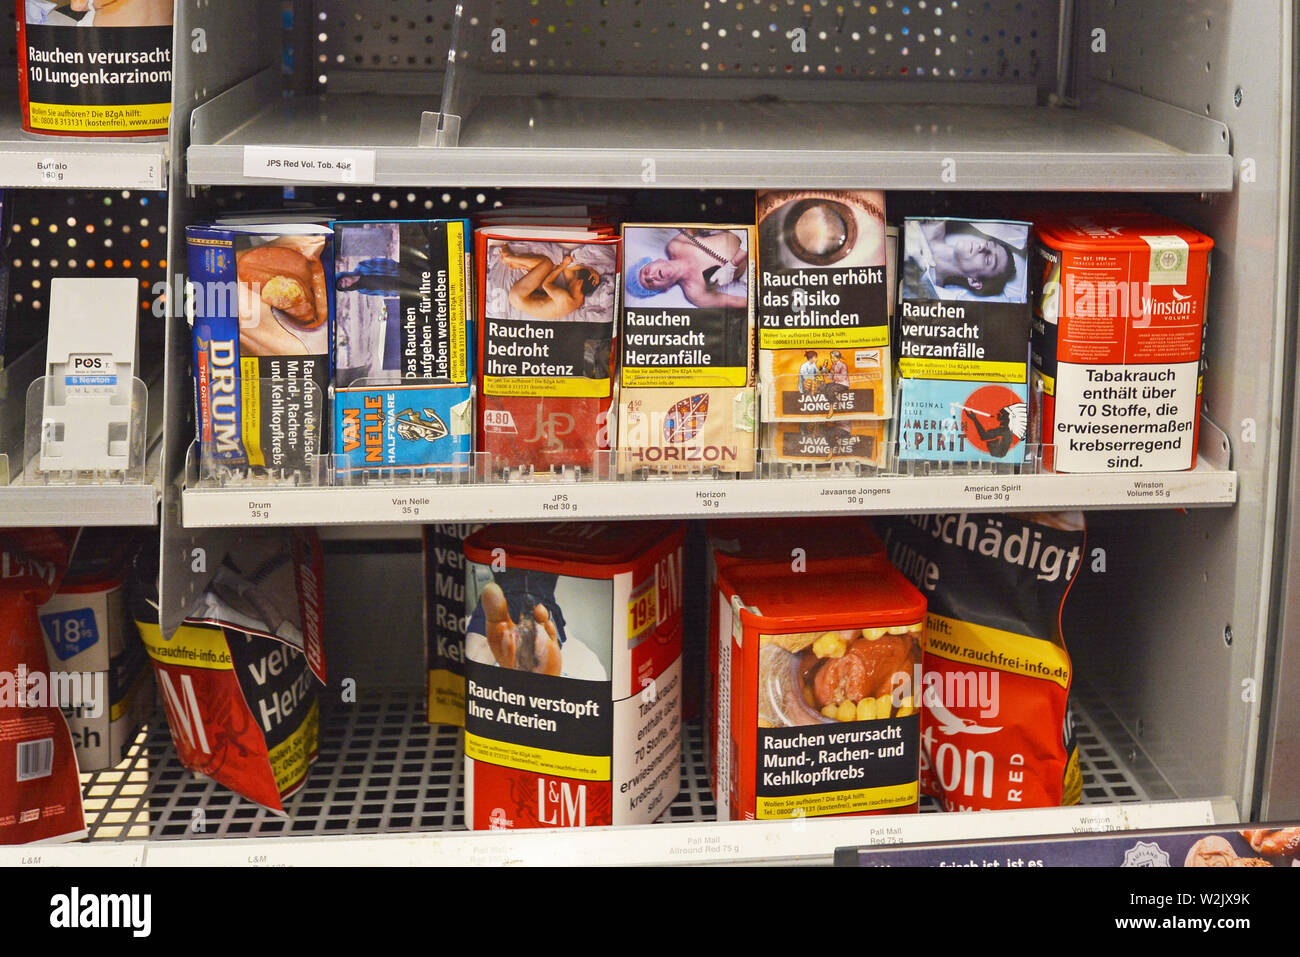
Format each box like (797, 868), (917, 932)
(757, 191), (890, 421)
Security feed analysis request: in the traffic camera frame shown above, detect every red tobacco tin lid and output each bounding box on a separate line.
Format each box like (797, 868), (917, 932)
(721, 558), (926, 632)
(464, 521), (685, 574)
(1034, 211), (1214, 252)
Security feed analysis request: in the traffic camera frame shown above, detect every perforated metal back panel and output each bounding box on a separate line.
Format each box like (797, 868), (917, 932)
(4, 191), (168, 366)
(1087, 1), (1226, 120)
(312, 0), (1057, 87)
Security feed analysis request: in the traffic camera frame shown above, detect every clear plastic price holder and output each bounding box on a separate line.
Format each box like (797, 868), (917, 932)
(483, 448), (616, 485)
(884, 379), (1049, 476)
(887, 441), (1052, 477)
(22, 374), (149, 485)
(761, 358), (891, 422)
(333, 449), (479, 487)
(189, 377), (329, 488)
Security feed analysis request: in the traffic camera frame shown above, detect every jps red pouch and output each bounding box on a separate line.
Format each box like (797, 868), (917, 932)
(131, 530), (326, 813)
(878, 512), (1083, 811)
(0, 528), (84, 844)
(476, 228), (620, 477)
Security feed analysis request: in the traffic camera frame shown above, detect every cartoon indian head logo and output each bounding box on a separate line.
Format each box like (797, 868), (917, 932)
(953, 385), (1027, 459)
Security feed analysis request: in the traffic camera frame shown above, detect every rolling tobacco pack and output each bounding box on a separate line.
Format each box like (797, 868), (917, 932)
(757, 190), (891, 423)
(0, 528), (84, 844)
(132, 531), (327, 813)
(617, 224), (757, 475)
(333, 219), (474, 475)
(461, 522), (684, 829)
(719, 558), (925, 821)
(476, 227), (619, 476)
(879, 512), (1083, 811)
(188, 223), (334, 475)
(897, 218), (1033, 466)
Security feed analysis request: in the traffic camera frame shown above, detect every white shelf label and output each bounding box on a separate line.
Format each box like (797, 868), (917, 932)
(0, 150), (164, 189)
(0, 844), (145, 867)
(243, 146), (376, 185)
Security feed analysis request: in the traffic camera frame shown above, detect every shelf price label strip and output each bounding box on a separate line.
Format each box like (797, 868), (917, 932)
(182, 469), (1237, 527)
(91, 798), (1225, 867)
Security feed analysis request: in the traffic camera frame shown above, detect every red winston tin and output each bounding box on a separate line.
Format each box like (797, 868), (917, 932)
(461, 522), (685, 829)
(1032, 212), (1213, 472)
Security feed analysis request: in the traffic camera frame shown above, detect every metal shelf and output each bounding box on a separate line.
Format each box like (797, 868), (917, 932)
(0, 481), (159, 526)
(0, 691), (1230, 867)
(181, 460), (1236, 528)
(0, 105), (166, 189)
(186, 77), (1234, 191)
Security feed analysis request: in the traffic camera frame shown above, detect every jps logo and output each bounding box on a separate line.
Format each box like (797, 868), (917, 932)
(523, 407), (575, 451)
(69, 354), (110, 371)
(538, 778), (586, 827)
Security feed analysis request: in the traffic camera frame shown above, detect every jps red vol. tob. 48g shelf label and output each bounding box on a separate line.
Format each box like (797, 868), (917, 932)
(461, 523), (685, 829)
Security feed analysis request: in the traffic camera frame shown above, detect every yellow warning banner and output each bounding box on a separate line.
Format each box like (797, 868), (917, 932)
(759, 325), (888, 350)
(465, 732), (610, 782)
(484, 375), (611, 398)
(139, 623), (233, 671)
(269, 699), (320, 795)
(427, 669), (466, 727)
(620, 366), (748, 389)
(240, 358), (264, 467)
(447, 222), (468, 384)
(757, 781), (918, 818)
(924, 614), (1071, 689)
(898, 358), (1027, 383)
(27, 101), (170, 134)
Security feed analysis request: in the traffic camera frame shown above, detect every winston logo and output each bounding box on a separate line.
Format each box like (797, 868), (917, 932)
(50, 887), (151, 937)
